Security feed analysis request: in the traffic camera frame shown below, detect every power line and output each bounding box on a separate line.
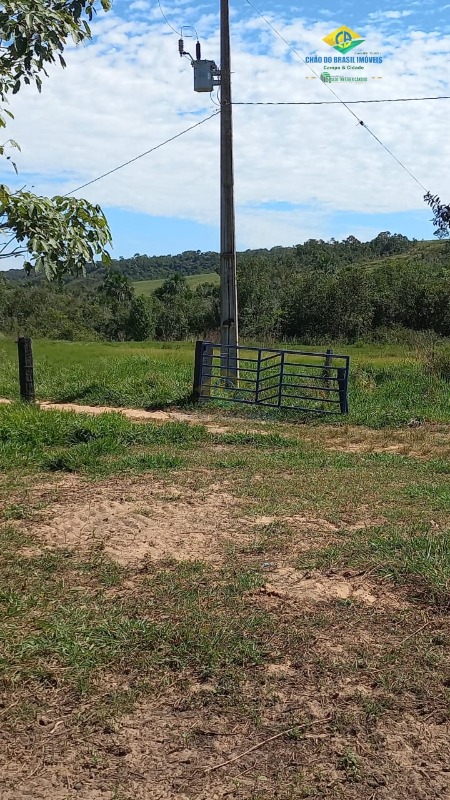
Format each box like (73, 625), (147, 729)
(242, 0), (429, 192)
(65, 111), (220, 197)
(157, 0), (180, 36)
(232, 96), (450, 106)
(242, 0), (363, 120)
(157, 1), (198, 40)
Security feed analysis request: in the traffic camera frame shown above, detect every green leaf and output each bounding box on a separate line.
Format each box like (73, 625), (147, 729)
(0, 1), (112, 280)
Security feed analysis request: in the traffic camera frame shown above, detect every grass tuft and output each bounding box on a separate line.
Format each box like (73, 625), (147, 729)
(0, 403), (204, 475)
(298, 526), (450, 607)
(0, 539), (270, 695)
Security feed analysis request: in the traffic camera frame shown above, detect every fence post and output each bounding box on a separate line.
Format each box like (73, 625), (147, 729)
(255, 348), (262, 404)
(337, 366), (349, 414)
(192, 340), (204, 404)
(18, 337), (35, 403)
(323, 348), (333, 394)
(202, 341), (212, 399)
(277, 351), (285, 407)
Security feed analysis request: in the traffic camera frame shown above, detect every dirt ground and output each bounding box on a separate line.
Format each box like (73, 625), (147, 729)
(24, 479), (248, 565)
(1, 403), (450, 799)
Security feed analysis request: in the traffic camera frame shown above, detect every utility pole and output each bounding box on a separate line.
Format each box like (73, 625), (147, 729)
(180, 5), (239, 380)
(219, 0), (239, 380)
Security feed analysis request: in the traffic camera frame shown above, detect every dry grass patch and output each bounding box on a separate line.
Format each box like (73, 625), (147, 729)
(291, 422), (450, 460)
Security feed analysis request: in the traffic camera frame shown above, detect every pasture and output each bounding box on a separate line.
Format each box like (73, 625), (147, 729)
(132, 271), (220, 295)
(0, 337), (449, 799)
(0, 337), (449, 426)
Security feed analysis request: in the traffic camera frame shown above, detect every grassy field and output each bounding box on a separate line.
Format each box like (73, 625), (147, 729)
(0, 337), (449, 427)
(132, 272), (220, 295)
(0, 397), (449, 798)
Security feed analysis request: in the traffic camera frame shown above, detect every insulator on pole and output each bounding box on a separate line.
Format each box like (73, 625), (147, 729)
(196, 40), (201, 60)
(178, 38), (184, 56)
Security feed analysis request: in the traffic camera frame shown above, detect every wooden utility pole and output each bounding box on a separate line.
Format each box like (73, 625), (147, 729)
(220, 0), (239, 380)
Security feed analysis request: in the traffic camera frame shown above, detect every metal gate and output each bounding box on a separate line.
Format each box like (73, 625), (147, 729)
(193, 341), (350, 414)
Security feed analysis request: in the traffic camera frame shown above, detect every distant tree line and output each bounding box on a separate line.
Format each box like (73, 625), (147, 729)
(0, 270), (219, 342)
(1, 232), (450, 343)
(1, 234), (413, 285)
(1, 250), (221, 285)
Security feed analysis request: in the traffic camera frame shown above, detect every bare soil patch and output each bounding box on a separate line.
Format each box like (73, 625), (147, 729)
(25, 480), (249, 565)
(301, 422), (450, 459)
(261, 566), (404, 609)
(39, 401), (239, 436)
(3, 618), (448, 800)
(249, 514), (340, 532)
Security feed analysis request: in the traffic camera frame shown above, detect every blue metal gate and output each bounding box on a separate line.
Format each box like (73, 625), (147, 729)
(193, 341), (350, 415)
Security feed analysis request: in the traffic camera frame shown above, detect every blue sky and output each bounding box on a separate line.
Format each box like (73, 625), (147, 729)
(0, 0), (449, 264)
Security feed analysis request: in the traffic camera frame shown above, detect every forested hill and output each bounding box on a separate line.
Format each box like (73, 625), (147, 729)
(2, 250), (221, 284)
(0, 232), (426, 284)
(2, 233), (450, 344)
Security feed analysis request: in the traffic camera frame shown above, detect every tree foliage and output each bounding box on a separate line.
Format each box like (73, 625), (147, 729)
(0, 0), (111, 102)
(2, 234), (450, 344)
(0, 0), (112, 278)
(425, 192), (450, 240)
(0, 186), (111, 279)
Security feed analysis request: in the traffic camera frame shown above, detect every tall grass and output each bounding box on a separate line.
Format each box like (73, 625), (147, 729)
(1, 339), (450, 427)
(0, 340), (193, 408)
(0, 403), (206, 475)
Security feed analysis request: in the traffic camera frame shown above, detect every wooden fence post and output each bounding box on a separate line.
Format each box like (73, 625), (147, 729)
(193, 340), (213, 402)
(18, 337), (35, 403)
(193, 340), (204, 403)
(337, 367), (349, 414)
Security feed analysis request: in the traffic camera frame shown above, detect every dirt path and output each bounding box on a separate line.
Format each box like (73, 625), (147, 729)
(4, 396), (450, 459)
(0, 397), (236, 434)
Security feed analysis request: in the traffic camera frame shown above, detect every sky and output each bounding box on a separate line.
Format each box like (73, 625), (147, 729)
(0, 0), (449, 265)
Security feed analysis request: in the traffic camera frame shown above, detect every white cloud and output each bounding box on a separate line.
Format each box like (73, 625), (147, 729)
(129, 1), (150, 11)
(0, 8), (448, 249)
(368, 10), (414, 21)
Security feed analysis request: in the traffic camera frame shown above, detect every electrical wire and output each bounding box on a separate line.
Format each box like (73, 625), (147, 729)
(232, 96), (450, 105)
(157, 0), (180, 36)
(210, 89), (221, 107)
(65, 112), (220, 197)
(63, 10), (439, 199)
(181, 25), (199, 40)
(157, 1), (198, 39)
(242, 0), (429, 192)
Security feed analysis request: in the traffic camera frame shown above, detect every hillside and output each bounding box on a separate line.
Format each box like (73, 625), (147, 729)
(1, 250), (222, 285)
(1, 233), (450, 344)
(2, 232), (440, 286)
(133, 272), (220, 295)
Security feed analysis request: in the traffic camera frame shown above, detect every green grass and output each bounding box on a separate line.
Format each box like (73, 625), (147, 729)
(296, 526), (450, 607)
(215, 444), (450, 524)
(1, 338), (449, 426)
(132, 272), (219, 295)
(0, 402), (206, 475)
(0, 524), (268, 695)
(0, 339), (194, 408)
